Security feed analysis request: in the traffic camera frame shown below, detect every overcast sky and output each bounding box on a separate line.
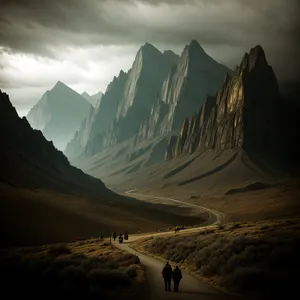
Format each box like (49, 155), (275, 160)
(0, 0), (299, 116)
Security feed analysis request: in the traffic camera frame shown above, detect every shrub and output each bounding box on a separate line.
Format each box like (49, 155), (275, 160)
(223, 266), (265, 291)
(126, 264), (139, 278)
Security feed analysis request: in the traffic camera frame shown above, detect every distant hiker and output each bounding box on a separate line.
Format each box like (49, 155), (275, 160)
(113, 232), (117, 241)
(162, 261), (173, 291)
(172, 266), (183, 292)
(119, 234), (123, 244)
(100, 232), (103, 240)
(124, 231), (129, 240)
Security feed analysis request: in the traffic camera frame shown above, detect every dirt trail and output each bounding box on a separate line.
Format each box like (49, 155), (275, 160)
(114, 193), (238, 299)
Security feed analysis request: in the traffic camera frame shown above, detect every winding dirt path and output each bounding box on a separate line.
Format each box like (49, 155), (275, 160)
(114, 192), (238, 300)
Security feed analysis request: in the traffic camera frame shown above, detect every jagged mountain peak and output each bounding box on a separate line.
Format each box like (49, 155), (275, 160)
(118, 69), (127, 78)
(241, 45), (268, 71)
(138, 42), (162, 59)
(163, 50), (180, 64)
(53, 80), (68, 89)
(185, 39), (206, 54)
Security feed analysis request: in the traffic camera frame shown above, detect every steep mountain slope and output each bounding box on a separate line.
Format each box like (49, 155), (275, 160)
(26, 81), (91, 151)
(1, 90), (107, 195)
(73, 45), (299, 196)
(66, 43), (176, 160)
(65, 41), (230, 165)
(166, 45), (285, 164)
(1, 90), (207, 246)
(106, 43), (174, 146)
(65, 70), (129, 159)
(136, 40), (231, 144)
(81, 90), (103, 107)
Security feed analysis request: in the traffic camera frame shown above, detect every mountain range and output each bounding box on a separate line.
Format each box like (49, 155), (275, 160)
(12, 40), (300, 196)
(63, 42), (299, 194)
(65, 40), (230, 161)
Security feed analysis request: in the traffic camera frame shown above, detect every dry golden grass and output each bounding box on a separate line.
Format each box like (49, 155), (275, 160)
(0, 239), (144, 299)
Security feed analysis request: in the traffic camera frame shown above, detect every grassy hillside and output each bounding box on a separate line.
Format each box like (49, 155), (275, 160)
(131, 218), (300, 299)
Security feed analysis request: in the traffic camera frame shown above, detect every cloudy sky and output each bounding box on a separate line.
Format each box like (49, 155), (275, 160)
(0, 0), (299, 116)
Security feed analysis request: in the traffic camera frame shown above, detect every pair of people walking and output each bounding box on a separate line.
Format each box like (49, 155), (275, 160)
(162, 261), (183, 292)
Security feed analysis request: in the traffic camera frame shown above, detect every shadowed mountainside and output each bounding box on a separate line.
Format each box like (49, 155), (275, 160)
(0, 90), (207, 247)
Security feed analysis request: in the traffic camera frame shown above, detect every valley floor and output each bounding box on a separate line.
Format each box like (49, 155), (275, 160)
(134, 179), (300, 223)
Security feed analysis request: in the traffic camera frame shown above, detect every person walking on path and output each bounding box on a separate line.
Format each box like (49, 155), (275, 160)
(172, 265), (183, 292)
(162, 261), (173, 291)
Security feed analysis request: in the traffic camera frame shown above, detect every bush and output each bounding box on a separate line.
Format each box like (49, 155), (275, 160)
(145, 220), (300, 298)
(223, 266), (265, 291)
(126, 264), (139, 278)
(0, 244), (140, 298)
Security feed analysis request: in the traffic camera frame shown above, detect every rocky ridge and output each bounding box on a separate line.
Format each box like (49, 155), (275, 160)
(165, 45), (284, 164)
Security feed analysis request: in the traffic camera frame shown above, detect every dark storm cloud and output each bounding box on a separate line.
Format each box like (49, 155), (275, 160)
(0, 0), (299, 80)
(0, 0), (298, 53)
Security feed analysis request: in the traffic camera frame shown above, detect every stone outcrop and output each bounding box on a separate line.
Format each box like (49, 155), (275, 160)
(26, 81), (91, 151)
(166, 45), (284, 163)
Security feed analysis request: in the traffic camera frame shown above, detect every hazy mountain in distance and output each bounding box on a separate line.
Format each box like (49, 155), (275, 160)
(26, 81), (91, 151)
(81, 90), (103, 107)
(0, 89), (107, 194)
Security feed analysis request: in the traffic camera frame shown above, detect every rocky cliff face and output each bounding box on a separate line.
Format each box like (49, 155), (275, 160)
(135, 40), (230, 144)
(80, 43), (175, 157)
(64, 103), (98, 159)
(65, 70), (128, 159)
(26, 81), (91, 151)
(166, 45), (285, 164)
(0, 90), (110, 195)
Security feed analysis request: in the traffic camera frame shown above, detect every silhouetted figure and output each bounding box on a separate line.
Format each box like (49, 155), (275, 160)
(124, 231), (128, 240)
(162, 261), (173, 291)
(119, 234), (123, 244)
(100, 232), (103, 240)
(113, 232), (117, 241)
(172, 266), (183, 292)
